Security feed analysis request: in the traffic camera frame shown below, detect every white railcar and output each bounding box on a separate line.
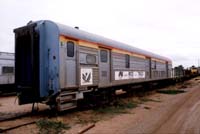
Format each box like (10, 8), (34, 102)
(0, 52), (14, 85)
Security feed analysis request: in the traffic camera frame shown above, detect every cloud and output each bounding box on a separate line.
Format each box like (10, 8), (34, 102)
(0, 0), (200, 68)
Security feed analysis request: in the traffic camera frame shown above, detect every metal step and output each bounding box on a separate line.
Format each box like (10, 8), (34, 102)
(60, 91), (77, 97)
(57, 101), (77, 111)
(57, 95), (76, 103)
(56, 91), (77, 111)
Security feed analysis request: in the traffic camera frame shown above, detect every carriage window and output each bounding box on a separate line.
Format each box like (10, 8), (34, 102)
(151, 60), (156, 69)
(2, 66), (14, 74)
(154, 61), (156, 69)
(125, 54), (130, 68)
(100, 50), (108, 62)
(67, 41), (74, 57)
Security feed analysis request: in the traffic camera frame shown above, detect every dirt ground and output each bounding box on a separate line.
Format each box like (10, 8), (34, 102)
(0, 77), (200, 134)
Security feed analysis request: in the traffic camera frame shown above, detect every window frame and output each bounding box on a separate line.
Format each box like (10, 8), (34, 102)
(2, 66), (14, 74)
(154, 61), (156, 69)
(125, 54), (130, 68)
(151, 60), (156, 69)
(100, 50), (108, 63)
(67, 41), (75, 57)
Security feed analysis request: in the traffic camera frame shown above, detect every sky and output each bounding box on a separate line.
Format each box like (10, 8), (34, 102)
(0, 0), (200, 68)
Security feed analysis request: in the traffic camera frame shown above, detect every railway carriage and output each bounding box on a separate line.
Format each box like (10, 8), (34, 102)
(0, 52), (15, 93)
(14, 20), (172, 111)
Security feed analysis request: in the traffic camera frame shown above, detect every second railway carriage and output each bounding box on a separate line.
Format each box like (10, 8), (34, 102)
(14, 20), (172, 111)
(0, 52), (15, 93)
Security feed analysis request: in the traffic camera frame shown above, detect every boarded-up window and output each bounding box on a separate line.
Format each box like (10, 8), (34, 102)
(2, 66), (14, 74)
(86, 54), (96, 64)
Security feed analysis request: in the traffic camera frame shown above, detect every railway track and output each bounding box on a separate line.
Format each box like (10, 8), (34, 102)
(0, 108), (59, 123)
(0, 111), (33, 122)
(0, 80), (175, 123)
(0, 120), (36, 133)
(0, 110), (37, 133)
(0, 78), (191, 133)
(0, 109), (55, 133)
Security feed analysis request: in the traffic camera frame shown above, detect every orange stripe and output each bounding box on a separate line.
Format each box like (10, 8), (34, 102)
(59, 34), (172, 62)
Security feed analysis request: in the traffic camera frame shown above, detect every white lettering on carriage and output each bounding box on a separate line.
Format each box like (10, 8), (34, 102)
(115, 71), (145, 80)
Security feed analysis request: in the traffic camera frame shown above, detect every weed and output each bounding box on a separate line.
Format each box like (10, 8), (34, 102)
(140, 98), (161, 103)
(94, 106), (126, 114)
(76, 118), (89, 124)
(157, 90), (185, 95)
(75, 116), (100, 124)
(94, 100), (137, 115)
(36, 119), (70, 134)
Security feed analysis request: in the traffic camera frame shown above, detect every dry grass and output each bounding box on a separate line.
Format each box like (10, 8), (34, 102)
(157, 89), (185, 95)
(140, 98), (161, 103)
(73, 99), (138, 125)
(94, 99), (138, 115)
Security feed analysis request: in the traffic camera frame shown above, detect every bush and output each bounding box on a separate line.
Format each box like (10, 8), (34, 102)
(94, 100), (137, 114)
(157, 90), (185, 95)
(36, 119), (70, 134)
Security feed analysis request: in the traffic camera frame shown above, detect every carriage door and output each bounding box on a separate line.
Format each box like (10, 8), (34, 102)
(65, 41), (76, 87)
(149, 58), (152, 79)
(99, 48), (110, 86)
(166, 62), (168, 78)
